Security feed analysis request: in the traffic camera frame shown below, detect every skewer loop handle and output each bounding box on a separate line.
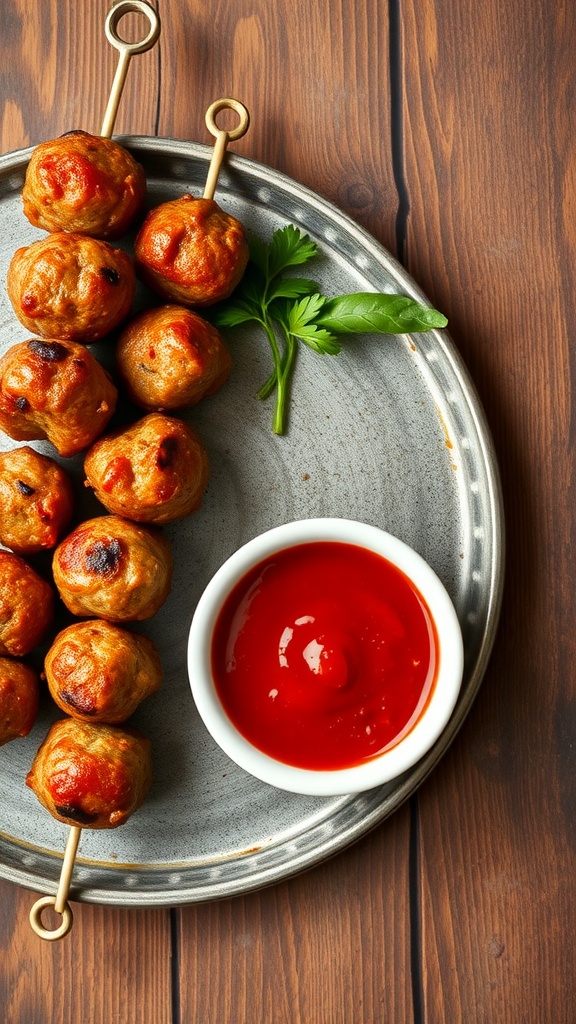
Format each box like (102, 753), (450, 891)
(29, 825), (82, 941)
(205, 98), (250, 143)
(203, 99), (250, 201)
(29, 896), (74, 941)
(105, 0), (161, 56)
(101, 1), (161, 139)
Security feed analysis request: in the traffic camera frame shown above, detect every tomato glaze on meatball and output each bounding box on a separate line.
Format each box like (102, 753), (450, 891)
(26, 718), (152, 829)
(0, 551), (54, 657)
(116, 304), (232, 411)
(134, 195), (249, 307)
(0, 657), (40, 746)
(0, 339), (117, 457)
(7, 232), (136, 342)
(84, 413), (210, 524)
(22, 130), (146, 240)
(0, 446), (74, 554)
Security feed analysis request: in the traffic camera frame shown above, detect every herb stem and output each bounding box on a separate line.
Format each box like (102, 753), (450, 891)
(260, 316), (287, 434)
(257, 366), (277, 400)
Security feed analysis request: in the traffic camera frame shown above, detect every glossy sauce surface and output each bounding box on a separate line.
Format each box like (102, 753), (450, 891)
(211, 542), (439, 770)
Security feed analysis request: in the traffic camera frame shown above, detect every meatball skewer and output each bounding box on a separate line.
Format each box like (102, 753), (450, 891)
(134, 99), (251, 307)
(28, 719), (152, 941)
(26, 8), (162, 941)
(22, 0), (160, 240)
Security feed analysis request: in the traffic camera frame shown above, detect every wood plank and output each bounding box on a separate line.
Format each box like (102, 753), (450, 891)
(0, 0), (160, 151)
(0, 6), (171, 1021)
(163, 4), (410, 1019)
(0, 878), (173, 1024)
(177, 809), (413, 1024)
(401, 0), (576, 1018)
(155, 0), (398, 248)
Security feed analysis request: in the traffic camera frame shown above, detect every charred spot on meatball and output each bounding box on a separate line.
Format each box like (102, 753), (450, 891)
(99, 267), (121, 285)
(15, 479), (35, 496)
(58, 689), (97, 716)
(28, 340), (68, 362)
(54, 803), (99, 825)
(85, 538), (122, 576)
(156, 435), (179, 470)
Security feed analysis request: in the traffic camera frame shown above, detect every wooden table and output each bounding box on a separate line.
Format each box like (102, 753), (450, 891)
(1, 0), (574, 1020)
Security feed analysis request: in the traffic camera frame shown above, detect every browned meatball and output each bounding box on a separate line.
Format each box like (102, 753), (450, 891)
(0, 657), (40, 746)
(7, 233), (136, 342)
(26, 718), (152, 829)
(52, 515), (172, 621)
(22, 130), (146, 240)
(45, 620), (162, 723)
(0, 551), (54, 656)
(84, 413), (209, 525)
(134, 196), (249, 306)
(116, 304), (233, 410)
(0, 446), (74, 554)
(0, 339), (117, 458)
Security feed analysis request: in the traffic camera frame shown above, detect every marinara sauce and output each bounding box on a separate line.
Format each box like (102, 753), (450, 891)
(211, 541), (439, 771)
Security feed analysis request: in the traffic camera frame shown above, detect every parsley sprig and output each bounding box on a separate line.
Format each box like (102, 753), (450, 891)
(211, 225), (448, 434)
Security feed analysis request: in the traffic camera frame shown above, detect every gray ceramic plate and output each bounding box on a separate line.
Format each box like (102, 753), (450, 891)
(0, 139), (504, 906)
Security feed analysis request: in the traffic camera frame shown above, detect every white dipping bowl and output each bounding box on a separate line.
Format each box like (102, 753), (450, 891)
(188, 518), (464, 796)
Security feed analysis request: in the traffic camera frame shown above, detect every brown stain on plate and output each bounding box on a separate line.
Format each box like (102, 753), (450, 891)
(435, 404), (458, 470)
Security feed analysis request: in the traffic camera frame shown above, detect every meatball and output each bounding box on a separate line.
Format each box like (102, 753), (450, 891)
(45, 620), (162, 723)
(134, 195), (249, 306)
(26, 718), (152, 829)
(7, 232), (136, 342)
(0, 446), (74, 554)
(0, 657), (40, 746)
(84, 413), (209, 525)
(22, 130), (146, 240)
(52, 515), (172, 621)
(0, 339), (117, 458)
(116, 304), (232, 410)
(0, 551), (54, 657)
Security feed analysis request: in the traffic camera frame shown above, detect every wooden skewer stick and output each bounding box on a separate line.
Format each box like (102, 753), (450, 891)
(101, 0), (161, 139)
(29, 826), (82, 941)
(203, 98), (250, 201)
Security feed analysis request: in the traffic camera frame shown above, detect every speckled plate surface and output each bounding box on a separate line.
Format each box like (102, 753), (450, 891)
(0, 139), (504, 906)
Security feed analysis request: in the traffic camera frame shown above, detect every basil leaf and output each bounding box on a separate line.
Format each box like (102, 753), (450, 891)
(316, 293), (448, 334)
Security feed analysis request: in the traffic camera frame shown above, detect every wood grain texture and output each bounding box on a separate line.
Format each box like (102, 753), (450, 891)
(0, 879), (172, 1024)
(155, 0), (398, 248)
(401, 0), (576, 1019)
(0, 0), (160, 150)
(177, 812), (413, 1024)
(0, 0), (574, 1019)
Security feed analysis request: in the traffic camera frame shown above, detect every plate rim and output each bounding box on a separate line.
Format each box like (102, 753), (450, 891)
(0, 137), (505, 905)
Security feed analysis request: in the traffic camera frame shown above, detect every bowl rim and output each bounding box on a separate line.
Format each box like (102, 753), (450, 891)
(187, 518), (464, 796)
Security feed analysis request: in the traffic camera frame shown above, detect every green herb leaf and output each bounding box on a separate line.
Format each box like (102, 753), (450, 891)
(273, 294), (340, 354)
(265, 225), (318, 278)
(285, 293), (327, 330)
(211, 299), (262, 328)
(317, 292), (449, 334)
(214, 226), (448, 436)
(294, 326), (342, 355)
(267, 278), (319, 302)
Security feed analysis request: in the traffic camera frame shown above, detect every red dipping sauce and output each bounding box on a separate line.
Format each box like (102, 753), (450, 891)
(211, 541), (439, 771)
